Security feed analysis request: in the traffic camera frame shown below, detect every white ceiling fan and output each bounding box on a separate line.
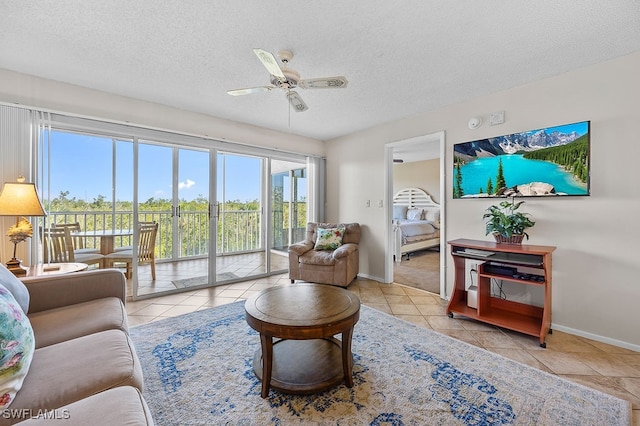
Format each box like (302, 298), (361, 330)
(227, 49), (348, 112)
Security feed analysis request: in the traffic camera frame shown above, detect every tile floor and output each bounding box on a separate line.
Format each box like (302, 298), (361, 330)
(126, 275), (639, 423)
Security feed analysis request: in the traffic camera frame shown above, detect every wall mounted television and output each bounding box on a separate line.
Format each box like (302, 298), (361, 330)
(453, 120), (590, 198)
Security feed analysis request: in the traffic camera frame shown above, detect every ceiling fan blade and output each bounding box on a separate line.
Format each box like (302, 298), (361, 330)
(299, 76), (348, 89)
(253, 48), (286, 80)
(227, 86), (274, 96)
(287, 91), (308, 112)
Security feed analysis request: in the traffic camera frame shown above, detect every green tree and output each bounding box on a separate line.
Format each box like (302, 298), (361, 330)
(495, 158), (506, 192)
(522, 135), (589, 184)
(453, 164), (464, 198)
(486, 177), (494, 195)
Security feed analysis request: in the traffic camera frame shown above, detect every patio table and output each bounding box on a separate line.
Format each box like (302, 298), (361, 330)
(71, 229), (134, 255)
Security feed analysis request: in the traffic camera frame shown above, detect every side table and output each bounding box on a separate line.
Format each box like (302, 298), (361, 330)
(22, 262), (88, 279)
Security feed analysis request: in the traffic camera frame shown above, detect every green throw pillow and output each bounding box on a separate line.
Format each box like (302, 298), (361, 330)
(314, 227), (346, 250)
(0, 283), (35, 409)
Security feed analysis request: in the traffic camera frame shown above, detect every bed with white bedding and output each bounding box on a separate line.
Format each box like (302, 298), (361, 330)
(393, 187), (440, 262)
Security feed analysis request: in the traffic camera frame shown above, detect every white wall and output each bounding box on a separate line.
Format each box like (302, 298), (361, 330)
(0, 68), (325, 157)
(393, 159), (440, 203)
(326, 52), (640, 350)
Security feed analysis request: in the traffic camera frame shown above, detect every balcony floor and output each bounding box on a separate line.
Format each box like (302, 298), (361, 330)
(117, 250), (289, 298)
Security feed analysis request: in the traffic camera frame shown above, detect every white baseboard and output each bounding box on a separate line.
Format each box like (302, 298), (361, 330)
(357, 275), (638, 351)
(356, 273), (387, 283)
(551, 324), (640, 352)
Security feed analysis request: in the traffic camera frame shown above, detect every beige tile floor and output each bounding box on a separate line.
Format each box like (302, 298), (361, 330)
(126, 275), (639, 424)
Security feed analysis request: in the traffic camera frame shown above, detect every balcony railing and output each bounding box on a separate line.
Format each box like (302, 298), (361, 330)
(46, 210), (272, 260)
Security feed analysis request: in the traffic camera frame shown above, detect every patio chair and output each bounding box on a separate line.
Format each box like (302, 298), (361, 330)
(288, 222), (360, 287)
(104, 222), (158, 279)
(113, 221), (157, 252)
(42, 227), (105, 269)
(53, 221), (100, 254)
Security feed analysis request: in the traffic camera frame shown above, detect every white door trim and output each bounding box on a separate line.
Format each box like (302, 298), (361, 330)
(384, 131), (447, 298)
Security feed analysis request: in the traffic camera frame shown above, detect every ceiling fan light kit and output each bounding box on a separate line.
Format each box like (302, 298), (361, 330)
(227, 48), (348, 112)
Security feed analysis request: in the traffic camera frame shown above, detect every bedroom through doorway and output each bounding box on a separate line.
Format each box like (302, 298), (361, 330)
(385, 132), (445, 296)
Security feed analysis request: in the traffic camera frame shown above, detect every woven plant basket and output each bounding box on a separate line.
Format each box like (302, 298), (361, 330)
(493, 233), (524, 244)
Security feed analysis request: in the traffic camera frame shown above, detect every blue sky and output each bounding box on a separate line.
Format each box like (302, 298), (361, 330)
(526, 121), (589, 137)
(49, 132), (263, 202)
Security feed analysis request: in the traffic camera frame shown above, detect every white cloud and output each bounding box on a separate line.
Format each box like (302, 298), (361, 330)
(178, 179), (196, 190)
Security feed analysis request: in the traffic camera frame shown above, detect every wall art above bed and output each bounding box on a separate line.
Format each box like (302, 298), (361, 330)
(453, 120), (590, 198)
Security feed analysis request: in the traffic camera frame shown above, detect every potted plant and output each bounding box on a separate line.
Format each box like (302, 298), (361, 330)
(483, 197), (535, 244)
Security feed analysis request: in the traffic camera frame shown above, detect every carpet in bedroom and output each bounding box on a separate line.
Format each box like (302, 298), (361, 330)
(130, 301), (631, 425)
(394, 248), (440, 293)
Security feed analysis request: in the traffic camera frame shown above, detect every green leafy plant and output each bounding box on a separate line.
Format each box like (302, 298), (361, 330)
(483, 198), (535, 239)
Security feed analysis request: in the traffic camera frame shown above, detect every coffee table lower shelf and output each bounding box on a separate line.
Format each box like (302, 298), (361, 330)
(253, 338), (347, 395)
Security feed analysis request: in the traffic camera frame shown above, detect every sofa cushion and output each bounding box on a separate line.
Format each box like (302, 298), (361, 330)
(0, 264), (29, 314)
(314, 227), (345, 250)
(0, 283), (35, 410)
(16, 386), (154, 426)
(6, 329), (143, 423)
(300, 250), (337, 266)
(28, 297), (128, 349)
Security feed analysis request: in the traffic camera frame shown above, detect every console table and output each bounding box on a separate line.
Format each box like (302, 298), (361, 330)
(446, 239), (556, 347)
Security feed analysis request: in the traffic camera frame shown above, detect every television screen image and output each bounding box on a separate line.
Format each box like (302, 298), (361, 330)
(453, 121), (590, 198)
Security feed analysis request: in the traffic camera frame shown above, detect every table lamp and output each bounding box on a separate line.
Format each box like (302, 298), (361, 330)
(0, 177), (46, 276)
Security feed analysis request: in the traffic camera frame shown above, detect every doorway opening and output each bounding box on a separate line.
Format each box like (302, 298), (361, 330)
(384, 131), (446, 297)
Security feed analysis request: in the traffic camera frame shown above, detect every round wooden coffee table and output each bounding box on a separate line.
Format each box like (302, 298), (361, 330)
(245, 283), (360, 398)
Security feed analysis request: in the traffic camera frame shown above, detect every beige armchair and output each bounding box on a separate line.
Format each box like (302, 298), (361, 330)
(288, 222), (360, 287)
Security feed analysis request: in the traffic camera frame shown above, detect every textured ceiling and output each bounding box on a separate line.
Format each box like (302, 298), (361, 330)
(1, 1), (639, 141)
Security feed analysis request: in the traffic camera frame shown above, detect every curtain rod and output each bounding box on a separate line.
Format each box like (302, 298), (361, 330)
(0, 101), (325, 160)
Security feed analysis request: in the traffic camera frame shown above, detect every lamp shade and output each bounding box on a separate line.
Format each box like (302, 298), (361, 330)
(0, 182), (46, 217)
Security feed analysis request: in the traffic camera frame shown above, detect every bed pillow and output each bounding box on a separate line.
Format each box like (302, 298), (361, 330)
(406, 208), (423, 221)
(424, 207), (440, 223)
(393, 205), (408, 220)
(314, 227), (346, 250)
(0, 282), (35, 409)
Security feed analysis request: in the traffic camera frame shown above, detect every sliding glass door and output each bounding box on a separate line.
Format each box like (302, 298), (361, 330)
(134, 142), (211, 296)
(270, 159), (307, 273)
(216, 152), (265, 281)
(39, 118), (321, 300)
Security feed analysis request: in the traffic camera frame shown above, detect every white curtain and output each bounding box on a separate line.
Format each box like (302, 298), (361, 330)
(0, 104), (48, 264)
(306, 156), (325, 223)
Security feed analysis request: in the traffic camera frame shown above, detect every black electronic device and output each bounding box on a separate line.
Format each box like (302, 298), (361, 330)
(483, 264), (517, 276)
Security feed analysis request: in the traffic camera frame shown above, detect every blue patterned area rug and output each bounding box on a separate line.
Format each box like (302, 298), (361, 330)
(130, 301), (631, 425)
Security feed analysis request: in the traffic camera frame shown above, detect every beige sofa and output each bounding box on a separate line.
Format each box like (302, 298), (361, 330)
(0, 266), (153, 425)
(288, 222), (361, 287)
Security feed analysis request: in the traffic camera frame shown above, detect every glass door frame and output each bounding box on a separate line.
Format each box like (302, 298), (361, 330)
(40, 112), (319, 301)
(132, 140), (216, 298)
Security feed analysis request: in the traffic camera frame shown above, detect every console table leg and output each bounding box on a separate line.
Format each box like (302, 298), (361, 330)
(342, 327), (355, 387)
(260, 334), (273, 398)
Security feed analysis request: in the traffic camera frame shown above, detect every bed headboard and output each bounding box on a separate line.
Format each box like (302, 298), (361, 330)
(393, 187), (439, 209)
